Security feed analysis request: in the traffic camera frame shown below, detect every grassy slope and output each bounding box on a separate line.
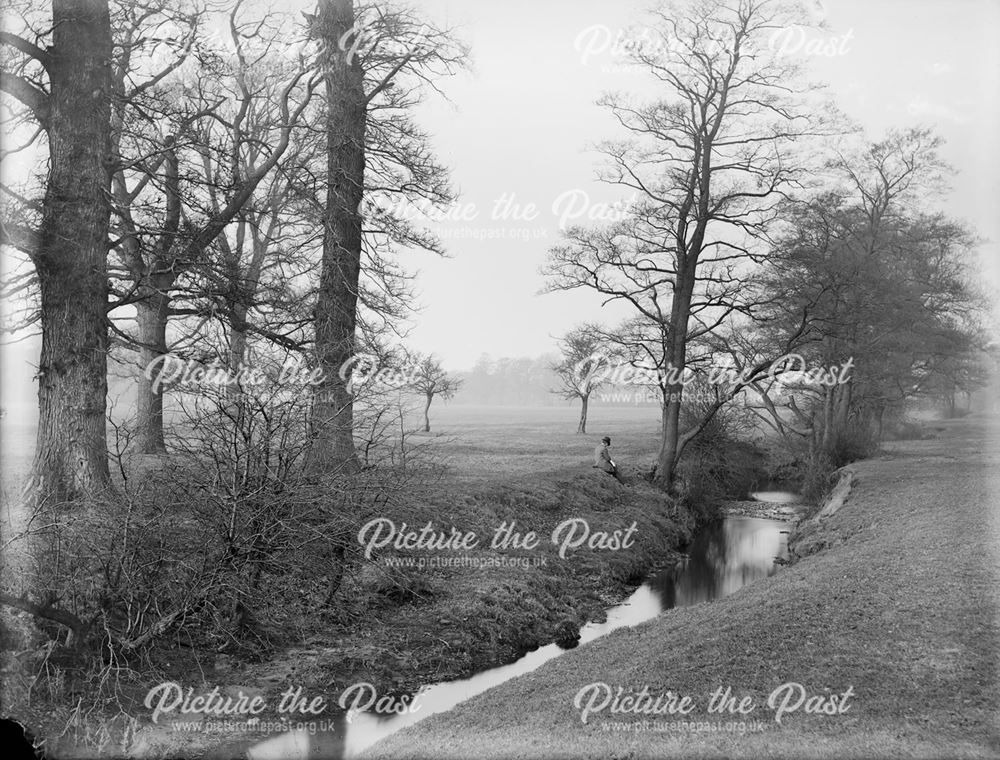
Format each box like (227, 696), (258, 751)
(221, 405), (681, 694)
(41, 406), (692, 758)
(365, 416), (1000, 759)
(223, 467), (688, 697)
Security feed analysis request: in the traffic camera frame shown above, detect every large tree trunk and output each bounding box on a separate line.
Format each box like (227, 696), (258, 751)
(308, 0), (365, 473)
(654, 281), (694, 491)
(577, 393), (589, 434)
(423, 393), (432, 433)
(135, 288), (171, 454)
(29, 0), (114, 503)
(656, 396), (682, 490)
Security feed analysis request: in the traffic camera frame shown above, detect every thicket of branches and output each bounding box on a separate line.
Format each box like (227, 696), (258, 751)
(0, 0), (466, 736)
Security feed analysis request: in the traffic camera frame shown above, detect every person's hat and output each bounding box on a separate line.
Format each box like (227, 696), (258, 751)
(602, 436), (611, 444)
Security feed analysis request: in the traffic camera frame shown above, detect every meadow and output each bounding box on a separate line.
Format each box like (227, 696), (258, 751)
(1, 402), (663, 495)
(398, 403), (664, 483)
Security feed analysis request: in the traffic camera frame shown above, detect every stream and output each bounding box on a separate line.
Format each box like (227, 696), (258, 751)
(247, 491), (796, 759)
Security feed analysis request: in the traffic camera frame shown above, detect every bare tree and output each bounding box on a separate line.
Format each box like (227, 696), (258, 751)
(551, 325), (613, 434)
(545, 0), (830, 490)
(408, 352), (461, 433)
(108, 3), (319, 453)
(748, 129), (983, 458)
(121, 1), (462, 461)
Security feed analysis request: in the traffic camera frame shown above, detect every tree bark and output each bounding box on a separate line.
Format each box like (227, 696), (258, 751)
(654, 279), (694, 490)
(29, 0), (114, 502)
(135, 287), (171, 454)
(308, 0), (365, 473)
(226, 221), (273, 385)
(577, 392), (589, 434)
(423, 393), (432, 433)
(131, 141), (179, 453)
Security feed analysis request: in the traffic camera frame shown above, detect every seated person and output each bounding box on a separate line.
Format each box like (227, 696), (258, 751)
(593, 436), (623, 482)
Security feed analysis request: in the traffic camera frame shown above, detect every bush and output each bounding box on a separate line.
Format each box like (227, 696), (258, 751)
(794, 422), (877, 505)
(674, 393), (766, 508)
(824, 422), (879, 468)
(799, 453), (838, 504)
(1, 380), (427, 754)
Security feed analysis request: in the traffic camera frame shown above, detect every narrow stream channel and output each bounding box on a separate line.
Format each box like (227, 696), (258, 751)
(248, 497), (795, 760)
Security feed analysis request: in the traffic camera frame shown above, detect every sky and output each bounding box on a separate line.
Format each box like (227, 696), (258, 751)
(2, 0), (999, 422)
(399, 0), (1000, 369)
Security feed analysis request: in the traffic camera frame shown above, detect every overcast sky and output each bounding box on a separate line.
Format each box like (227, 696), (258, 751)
(2, 0), (998, 422)
(401, 0), (1000, 369)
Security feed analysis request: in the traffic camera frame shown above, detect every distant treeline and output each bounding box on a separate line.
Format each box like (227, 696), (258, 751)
(450, 354), (660, 407)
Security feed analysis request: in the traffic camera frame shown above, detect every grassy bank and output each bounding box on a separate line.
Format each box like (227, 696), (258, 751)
(364, 415), (1000, 759)
(4, 407), (708, 758)
(222, 465), (693, 699)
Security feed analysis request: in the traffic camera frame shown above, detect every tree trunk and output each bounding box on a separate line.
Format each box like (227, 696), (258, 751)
(577, 392), (589, 434)
(29, 0), (114, 503)
(423, 393), (432, 433)
(229, 326), (248, 376)
(821, 386), (835, 451)
(654, 282), (694, 491)
(308, 0), (365, 473)
(226, 222), (272, 397)
(833, 379), (852, 431)
(135, 289), (171, 454)
(133, 141), (180, 451)
(227, 297), (250, 402)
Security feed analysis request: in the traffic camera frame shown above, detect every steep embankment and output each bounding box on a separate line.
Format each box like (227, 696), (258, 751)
(365, 416), (1000, 759)
(120, 465), (695, 760)
(232, 467), (692, 697)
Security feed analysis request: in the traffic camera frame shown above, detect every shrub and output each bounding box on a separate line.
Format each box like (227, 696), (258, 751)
(674, 392), (766, 508)
(824, 422), (879, 468)
(799, 453), (838, 504)
(1, 380), (425, 753)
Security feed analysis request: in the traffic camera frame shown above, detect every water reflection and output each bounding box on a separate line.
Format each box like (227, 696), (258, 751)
(653, 517), (787, 606)
(247, 517), (788, 760)
(249, 727), (342, 760)
(750, 482), (802, 504)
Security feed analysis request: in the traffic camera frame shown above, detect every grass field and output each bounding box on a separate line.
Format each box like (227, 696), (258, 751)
(399, 403), (664, 483)
(365, 415), (1000, 759)
(2, 403), (664, 491)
